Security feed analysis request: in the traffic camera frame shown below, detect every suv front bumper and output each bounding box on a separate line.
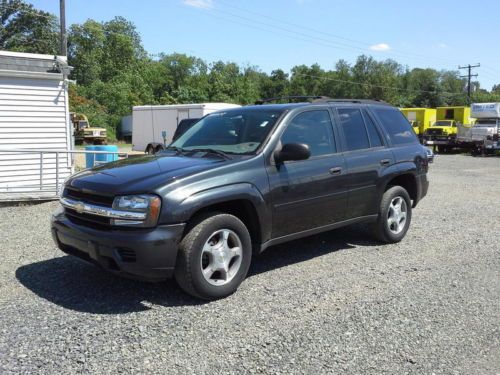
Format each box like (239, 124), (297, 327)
(51, 208), (185, 281)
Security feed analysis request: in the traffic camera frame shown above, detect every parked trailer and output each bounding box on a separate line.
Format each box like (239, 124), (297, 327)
(132, 103), (241, 153)
(400, 108), (436, 141)
(423, 106), (473, 152)
(457, 103), (500, 155)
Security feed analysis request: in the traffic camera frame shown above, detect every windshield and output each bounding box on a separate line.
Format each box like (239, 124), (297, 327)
(433, 120), (454, 127)
(170, 109), (283, 154)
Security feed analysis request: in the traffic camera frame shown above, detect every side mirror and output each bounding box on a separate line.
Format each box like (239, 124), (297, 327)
(275, 143), (311, 163)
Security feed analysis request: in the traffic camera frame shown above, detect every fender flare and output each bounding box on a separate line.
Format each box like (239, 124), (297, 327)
(168, 183), (271, 243)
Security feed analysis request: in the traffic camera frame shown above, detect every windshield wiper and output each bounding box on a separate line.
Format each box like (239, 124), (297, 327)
(186, 148), (233, 160)
(165, 146), (185, 155)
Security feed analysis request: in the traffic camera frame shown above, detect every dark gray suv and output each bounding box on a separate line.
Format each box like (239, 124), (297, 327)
(52, 99), (429, 299)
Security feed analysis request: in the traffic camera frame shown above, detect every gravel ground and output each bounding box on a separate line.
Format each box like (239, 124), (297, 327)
(0, 154), (499, 374)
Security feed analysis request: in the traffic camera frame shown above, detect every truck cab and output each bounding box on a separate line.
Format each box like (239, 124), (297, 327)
(424, 106), (472, 152)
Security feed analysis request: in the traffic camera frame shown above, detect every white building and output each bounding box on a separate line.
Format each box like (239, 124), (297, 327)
(0, 51), (73, 201)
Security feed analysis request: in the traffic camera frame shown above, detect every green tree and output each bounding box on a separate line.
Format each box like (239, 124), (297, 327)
(0, 0), (59, 54)
(261, 69), (289, 99)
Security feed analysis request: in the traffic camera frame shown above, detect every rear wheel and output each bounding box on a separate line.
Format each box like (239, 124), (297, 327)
(175, 213), (252, 300)
(373, 186), (412, 243)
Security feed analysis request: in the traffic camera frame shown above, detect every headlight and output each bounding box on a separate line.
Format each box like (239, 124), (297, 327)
(111, 194), (161, 227)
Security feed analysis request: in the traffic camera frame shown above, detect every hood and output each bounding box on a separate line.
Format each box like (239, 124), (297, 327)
(67, 154), (226, 195)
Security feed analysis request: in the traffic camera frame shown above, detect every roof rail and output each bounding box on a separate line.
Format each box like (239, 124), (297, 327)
(254, 96), (330, 105)
(312, 98), (390, 105)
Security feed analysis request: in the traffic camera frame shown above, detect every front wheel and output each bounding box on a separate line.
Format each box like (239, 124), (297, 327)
(175, 213), (252, 300)
(373, 186), (412, 243)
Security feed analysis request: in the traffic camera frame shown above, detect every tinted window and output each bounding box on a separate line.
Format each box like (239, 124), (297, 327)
(373, 108), (418, 145)
(281, 110), (335, 157)
(338, 108), (369, 151)
(363, 110), (383, 147)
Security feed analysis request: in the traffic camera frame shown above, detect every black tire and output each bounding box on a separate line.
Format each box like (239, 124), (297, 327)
(373, 186), (412, 243)
(175, 213), (252, 300)
(154, 145), (163, 154)
(146, 145), (154, 155)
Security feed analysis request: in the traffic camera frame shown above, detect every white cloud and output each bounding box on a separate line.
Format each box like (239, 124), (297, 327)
(438, 43), (448, 48)
(182, 0), (213, 9)
(369, 43), (391, 52)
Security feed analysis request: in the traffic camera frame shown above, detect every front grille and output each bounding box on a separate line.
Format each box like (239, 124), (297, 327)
(63, 188), (114, 229)
(64, 188), (114, 207)
(65, 208), (111, 227)
(427, 128), (443, 136)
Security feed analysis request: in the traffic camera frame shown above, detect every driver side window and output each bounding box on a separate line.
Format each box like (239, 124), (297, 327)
(281, 110), (336, 157)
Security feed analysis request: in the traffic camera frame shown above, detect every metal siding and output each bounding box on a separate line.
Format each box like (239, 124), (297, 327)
(0, 75), (72, 199)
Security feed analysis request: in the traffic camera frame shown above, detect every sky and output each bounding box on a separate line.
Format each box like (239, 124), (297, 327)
(30, 0), (500, 90)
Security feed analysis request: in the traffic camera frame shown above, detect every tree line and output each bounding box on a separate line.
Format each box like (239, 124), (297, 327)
(2, 1), (500, 139)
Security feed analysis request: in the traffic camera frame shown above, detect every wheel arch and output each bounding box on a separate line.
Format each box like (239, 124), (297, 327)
(171, 183), (270, 253)
(384, 173), (418, 207)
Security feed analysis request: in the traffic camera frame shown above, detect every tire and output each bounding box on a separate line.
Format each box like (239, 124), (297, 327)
(146, 145), (154, 155)
(175, 213), (252, 300)
(373, 186), (412, 243)
(154, 145), (163, 154)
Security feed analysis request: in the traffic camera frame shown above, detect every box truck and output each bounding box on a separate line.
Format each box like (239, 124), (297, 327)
(132, 103), (241, 153)
(423, 106), (473, 152)
(457, 103), (500, 155)
(400, 108), (436, 141)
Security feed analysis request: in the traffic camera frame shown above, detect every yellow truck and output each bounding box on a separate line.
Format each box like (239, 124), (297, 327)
(71, 113), (107, 145)
(423, 106), (473, 152)
(400, 108), (436, 141)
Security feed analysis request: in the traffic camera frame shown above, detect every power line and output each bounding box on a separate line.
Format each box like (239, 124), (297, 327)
(459, 63), (480, 104)
(214, 0), (466, 67)
(296, 73), (467, 97)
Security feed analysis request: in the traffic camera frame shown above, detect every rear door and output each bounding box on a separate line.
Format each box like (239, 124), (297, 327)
(266, 108), (348, 238)
(336, 107), (394, 218)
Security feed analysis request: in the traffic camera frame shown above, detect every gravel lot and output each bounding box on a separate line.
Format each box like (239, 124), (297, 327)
(0, 154), (499, 374)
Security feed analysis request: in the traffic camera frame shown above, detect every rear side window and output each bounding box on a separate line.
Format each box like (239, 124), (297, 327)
(362, 111), (383, 147)
(373, 108), (418, 145)
(338, 108), (369, 151)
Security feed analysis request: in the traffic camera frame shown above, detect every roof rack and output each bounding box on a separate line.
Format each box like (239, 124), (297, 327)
(312, 98), (390, 106)
(254, 96), (330, 105)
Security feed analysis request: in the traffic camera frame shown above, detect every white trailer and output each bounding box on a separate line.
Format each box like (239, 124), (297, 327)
(132, 103), (240, 153)
(0, 51), (73, 201)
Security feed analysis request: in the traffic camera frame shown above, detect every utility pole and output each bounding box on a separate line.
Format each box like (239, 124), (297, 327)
(459, 63), (480, 104)
(59, 0), (67, 56)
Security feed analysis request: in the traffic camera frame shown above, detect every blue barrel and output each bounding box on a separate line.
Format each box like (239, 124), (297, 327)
(85, 145), (97, 168)
(85, 145), (119, 168)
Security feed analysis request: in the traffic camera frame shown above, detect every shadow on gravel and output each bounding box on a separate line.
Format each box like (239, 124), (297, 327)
(16, 257), (205, 314)
(249, 223), (378, 277)
(16, 224), (377, 314)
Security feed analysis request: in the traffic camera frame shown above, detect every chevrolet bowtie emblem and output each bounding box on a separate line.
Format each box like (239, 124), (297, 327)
(74, 202), (85, 214)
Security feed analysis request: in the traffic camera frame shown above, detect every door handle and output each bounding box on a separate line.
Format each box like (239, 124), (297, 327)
(380, 159), (391, 166)
(329, 167), (342, 175)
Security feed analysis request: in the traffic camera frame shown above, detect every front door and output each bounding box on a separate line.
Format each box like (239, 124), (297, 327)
(266, 109), (348, 239)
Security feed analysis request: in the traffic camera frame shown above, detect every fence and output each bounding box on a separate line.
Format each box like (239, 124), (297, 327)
(0, 149), (132, 202)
